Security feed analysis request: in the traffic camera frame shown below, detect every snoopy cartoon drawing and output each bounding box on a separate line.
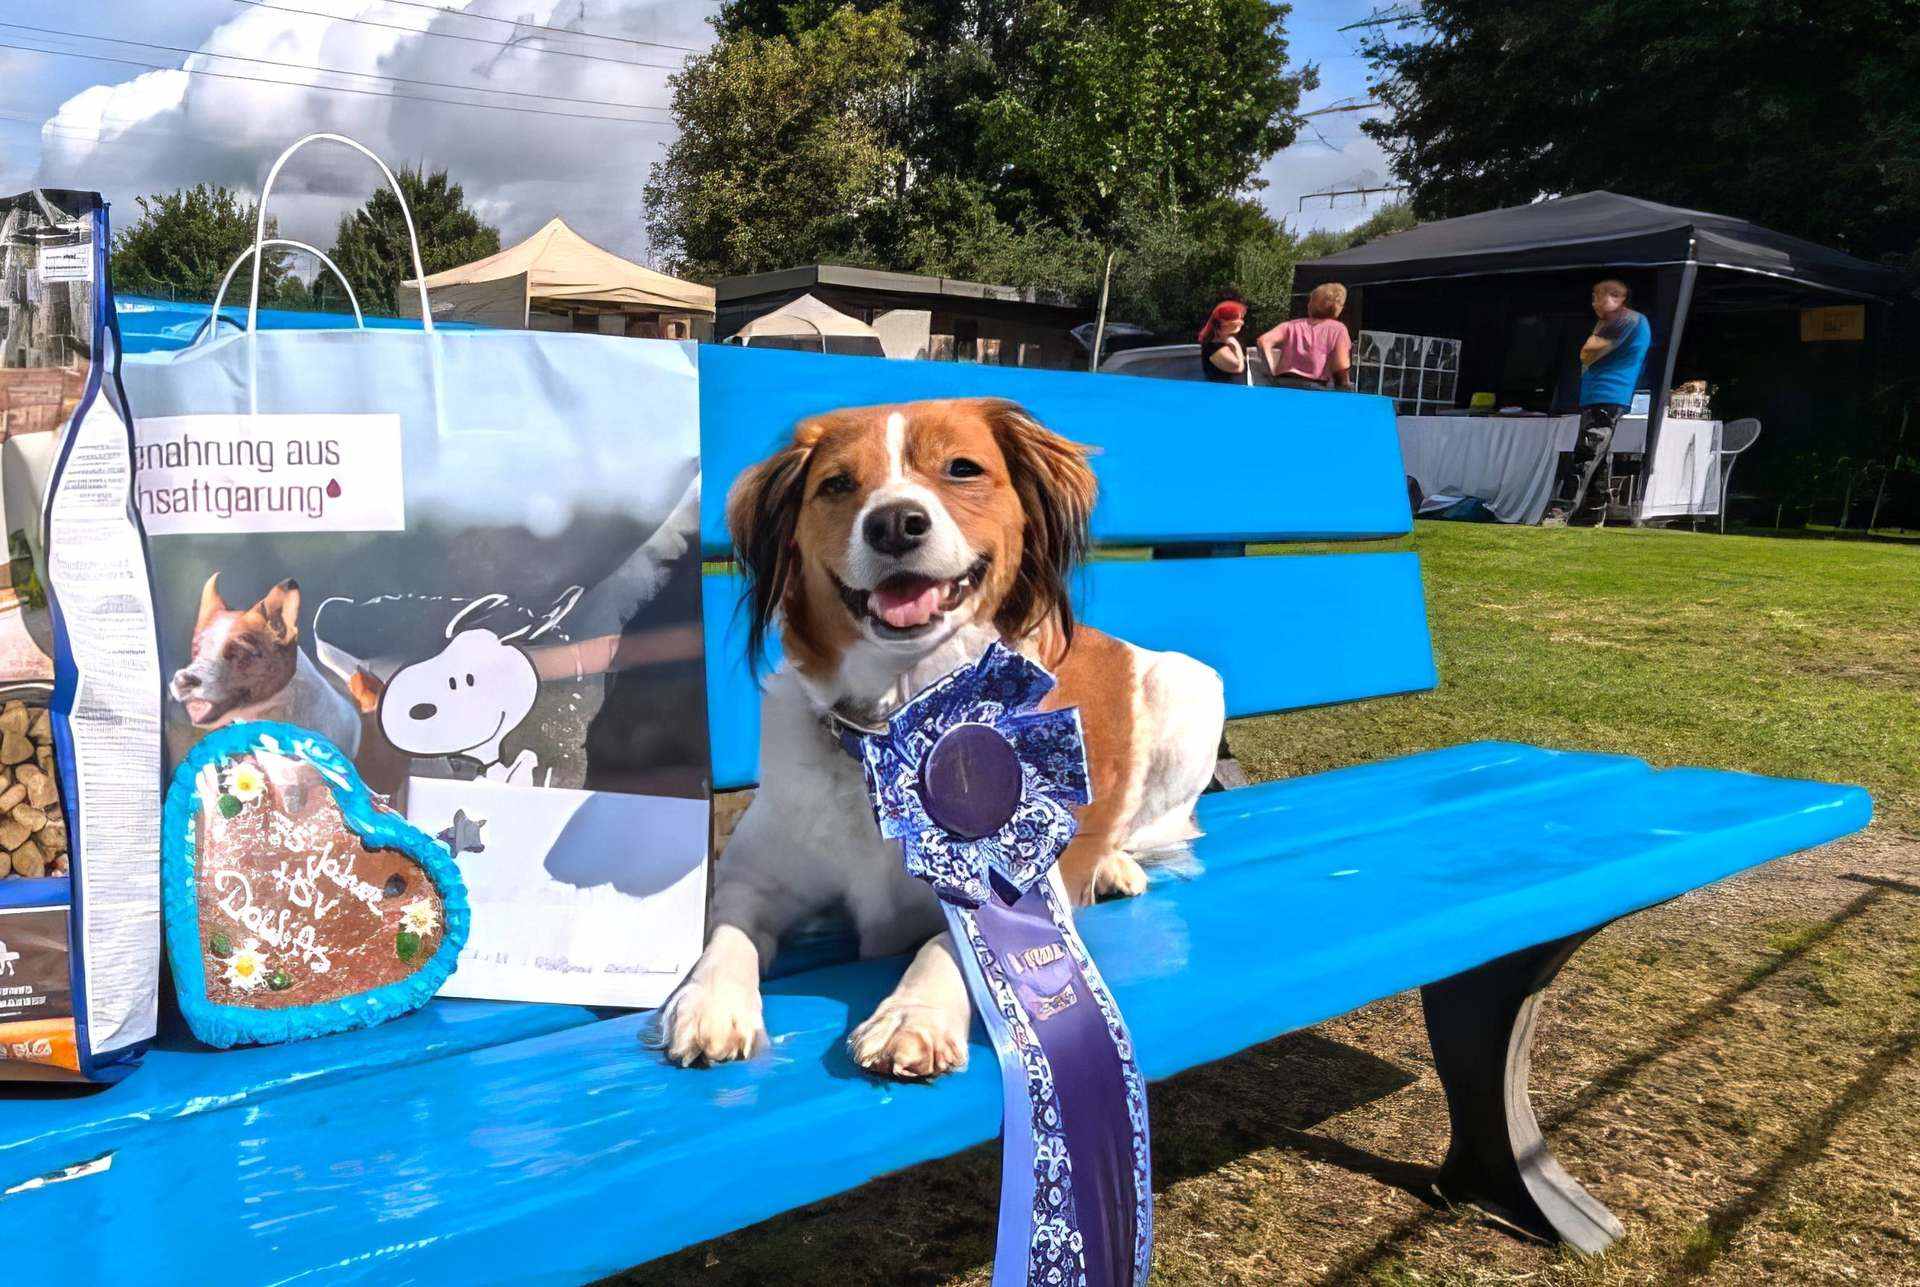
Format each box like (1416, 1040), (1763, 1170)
(378, 589), (580, 787)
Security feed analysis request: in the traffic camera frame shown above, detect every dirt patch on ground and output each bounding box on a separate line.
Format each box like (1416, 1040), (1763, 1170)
(614, 828), (1920, 1286)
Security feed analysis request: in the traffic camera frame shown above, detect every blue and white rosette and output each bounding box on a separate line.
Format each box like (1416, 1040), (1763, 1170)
(846, 642), (1152, 1287)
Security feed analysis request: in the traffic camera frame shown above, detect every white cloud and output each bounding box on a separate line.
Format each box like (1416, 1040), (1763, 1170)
(31, 0), (707, 263)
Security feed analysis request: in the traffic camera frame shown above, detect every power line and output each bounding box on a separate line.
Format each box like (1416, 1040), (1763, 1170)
(3, 103), (653, 192)
(226, 0), (691, 72)
(364, 0), (703, 54)
(0, 39), (673, 125)
(0, 20), (672, 113)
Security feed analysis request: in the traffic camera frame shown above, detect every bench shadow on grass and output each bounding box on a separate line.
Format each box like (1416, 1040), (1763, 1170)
(610, 1031), (1418, 1287)
(1325, 875), (1911, 1284)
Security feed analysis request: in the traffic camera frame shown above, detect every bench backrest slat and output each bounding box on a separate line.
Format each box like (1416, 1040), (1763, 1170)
(698, 344), (1412, 556)
(703, 553), (1436, 791)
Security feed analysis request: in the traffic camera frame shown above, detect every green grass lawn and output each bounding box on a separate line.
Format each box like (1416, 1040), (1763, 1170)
(1234, 521), (1920, 830)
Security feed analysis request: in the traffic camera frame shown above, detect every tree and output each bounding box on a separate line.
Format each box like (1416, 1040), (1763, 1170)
(977, 0), (1314, 241)
(1106, 197), (1298, 336)
(652, 0), (1316, 283)
(109, 184), (293, 302)
(329, 167), (500, 314)
(873, 177), (1099, 297)
(644, 6), (913, 278)
(1362, 0), (1920, 266)
(1296, 199), (1416, 260)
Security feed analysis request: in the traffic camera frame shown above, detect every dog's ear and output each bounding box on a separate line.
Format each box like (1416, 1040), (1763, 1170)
(726, 425), (821, 670)
(346, 668), (384, 715)
(256, 578), (301, 645)
(983, 401), (1097, 650)
(196, 572), (228, 632)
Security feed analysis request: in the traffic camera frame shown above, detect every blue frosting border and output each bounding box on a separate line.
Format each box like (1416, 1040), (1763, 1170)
(162, 720), (471, 1049)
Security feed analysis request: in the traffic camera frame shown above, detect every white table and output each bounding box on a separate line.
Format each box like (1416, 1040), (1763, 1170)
(1397, 414), (1720, 524)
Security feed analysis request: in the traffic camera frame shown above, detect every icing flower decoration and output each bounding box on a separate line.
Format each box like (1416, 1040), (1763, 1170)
(400, 898), (439, 936)
(850, 642), (1091, 908)
(227, 761), (267, 803)
(224, 939), (267, 991)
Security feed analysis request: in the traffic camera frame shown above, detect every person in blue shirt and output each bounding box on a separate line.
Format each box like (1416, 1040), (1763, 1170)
(1546, 278), (1651, 525)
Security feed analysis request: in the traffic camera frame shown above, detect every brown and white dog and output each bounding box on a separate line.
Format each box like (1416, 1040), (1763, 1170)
(170, 575), (363, 758)
(661, 398), (1224, 1079)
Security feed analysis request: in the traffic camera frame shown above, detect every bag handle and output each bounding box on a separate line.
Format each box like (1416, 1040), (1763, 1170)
(243, 133), (444, 427)
(247, 133), (433, 336)
(197, 238), (364, 347)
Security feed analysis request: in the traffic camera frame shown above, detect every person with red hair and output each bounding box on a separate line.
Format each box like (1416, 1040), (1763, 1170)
(1197, 299), (1248, 384)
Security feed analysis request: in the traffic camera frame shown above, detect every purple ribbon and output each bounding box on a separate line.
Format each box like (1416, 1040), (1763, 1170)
(846, 643), (1152, 1287)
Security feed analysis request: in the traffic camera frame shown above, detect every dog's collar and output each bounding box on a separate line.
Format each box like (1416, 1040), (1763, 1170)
(824, 708), (884, 761)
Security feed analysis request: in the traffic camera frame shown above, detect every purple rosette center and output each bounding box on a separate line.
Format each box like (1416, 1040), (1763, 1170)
(851, 642), (1093, 908)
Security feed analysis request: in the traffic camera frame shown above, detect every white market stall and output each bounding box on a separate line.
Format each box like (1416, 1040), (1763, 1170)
(400, 217), (715, 338)
(727, 292), (886, 356)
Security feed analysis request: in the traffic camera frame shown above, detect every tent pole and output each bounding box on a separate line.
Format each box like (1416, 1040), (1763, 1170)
(1635, 260), (1697, 526)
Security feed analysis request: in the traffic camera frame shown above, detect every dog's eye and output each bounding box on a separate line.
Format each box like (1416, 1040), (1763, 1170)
(818, 472), (857, 497)
(465, 674), (475, 687)
(447, 677), (457, 691)
(946, 458), (985, 479)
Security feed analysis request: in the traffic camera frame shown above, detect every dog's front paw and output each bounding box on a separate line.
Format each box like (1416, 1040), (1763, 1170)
(849, 1002), (969, 1080)
(660, 979), (764, 1066)
(1091, 851), (1149, 899)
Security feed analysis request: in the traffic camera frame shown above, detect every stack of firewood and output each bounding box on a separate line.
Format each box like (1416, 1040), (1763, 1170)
(0, 700), (66, 879)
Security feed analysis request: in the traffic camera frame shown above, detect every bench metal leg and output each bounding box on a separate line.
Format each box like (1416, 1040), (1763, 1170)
(1421, 930), (1625, 1254)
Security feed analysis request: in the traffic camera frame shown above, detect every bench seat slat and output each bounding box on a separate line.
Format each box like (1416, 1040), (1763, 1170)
(0, 1000), (599, 1166)
(704, 553), (1439, 790)
(5, 745), (1867, 1285)
(697, 344), (1412, 556)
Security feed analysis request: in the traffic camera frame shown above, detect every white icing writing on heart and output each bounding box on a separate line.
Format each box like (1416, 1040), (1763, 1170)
(211, 814), (389, 975)
(214, 869), (334, 973)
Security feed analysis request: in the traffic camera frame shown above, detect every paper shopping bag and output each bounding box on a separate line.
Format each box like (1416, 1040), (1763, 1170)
(122, 137), (709, 1011)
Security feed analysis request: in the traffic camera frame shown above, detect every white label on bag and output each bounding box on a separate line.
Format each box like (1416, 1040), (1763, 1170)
(37, 243), (92, 283)
(133, 413), (405, 535)
(46, 393), (164, 1054)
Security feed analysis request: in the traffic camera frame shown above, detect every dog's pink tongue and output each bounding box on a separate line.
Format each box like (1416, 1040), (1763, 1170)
(871, 578), (941, 628)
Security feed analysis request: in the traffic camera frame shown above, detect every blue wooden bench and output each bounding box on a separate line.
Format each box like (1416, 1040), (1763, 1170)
(4, 345), (1869, 1283)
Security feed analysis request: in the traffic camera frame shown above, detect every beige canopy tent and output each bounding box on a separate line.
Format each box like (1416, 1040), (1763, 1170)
(399, 217), (715, 337)
(727, 292), (885, 356)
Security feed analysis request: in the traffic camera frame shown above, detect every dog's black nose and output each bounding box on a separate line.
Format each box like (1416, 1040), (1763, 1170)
(173, 672), (200, 691)
(408, 702), (438, 721)
(863, 501), (931, 556)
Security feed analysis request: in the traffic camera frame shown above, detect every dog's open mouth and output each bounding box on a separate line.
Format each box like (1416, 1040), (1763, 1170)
(182, 698), (217, 726)
(835, 558), (989, 638)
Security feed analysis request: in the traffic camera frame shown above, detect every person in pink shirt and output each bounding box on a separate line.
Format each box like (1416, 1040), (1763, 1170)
(1257, 283), (1353, 390)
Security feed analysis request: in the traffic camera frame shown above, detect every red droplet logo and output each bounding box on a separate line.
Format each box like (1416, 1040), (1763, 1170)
(325, 479), (342, 498)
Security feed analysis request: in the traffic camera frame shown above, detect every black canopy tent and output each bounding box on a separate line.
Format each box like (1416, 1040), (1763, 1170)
(1294, 192), (1906, 520)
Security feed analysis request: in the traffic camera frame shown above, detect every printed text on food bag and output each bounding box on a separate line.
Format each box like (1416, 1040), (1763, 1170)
(134, 414), (405, 535)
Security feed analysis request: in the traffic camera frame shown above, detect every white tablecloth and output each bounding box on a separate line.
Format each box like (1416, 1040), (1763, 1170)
(1397, 414), (1717, 524)
(1397, 415), (1573, 524)
(1638, 418), (1721, 518)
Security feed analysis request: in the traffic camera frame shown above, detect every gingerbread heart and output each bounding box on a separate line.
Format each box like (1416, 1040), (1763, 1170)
(162, 722), (469, 1048)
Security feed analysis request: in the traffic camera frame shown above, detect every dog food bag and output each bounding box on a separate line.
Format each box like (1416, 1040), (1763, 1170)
(0, 190), (163, 1083)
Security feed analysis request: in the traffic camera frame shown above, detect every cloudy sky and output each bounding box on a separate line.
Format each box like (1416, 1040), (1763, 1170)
(0, 0), (1400, 267)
